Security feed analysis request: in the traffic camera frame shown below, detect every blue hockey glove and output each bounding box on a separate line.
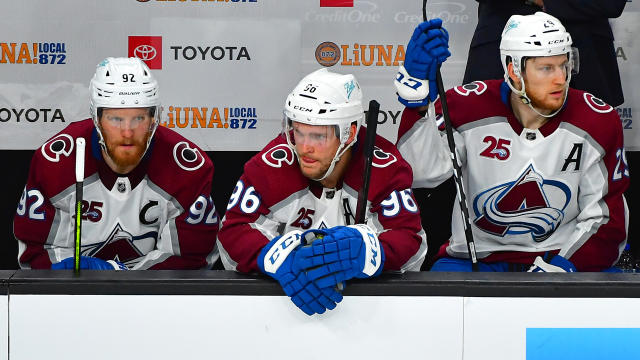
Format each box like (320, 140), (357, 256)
(528, 253), (576, 272)
(51, 256), (128, 270)
(296, 224), (385, 289)
(258, 230), (342, 315)
(395, 18), (451, 107)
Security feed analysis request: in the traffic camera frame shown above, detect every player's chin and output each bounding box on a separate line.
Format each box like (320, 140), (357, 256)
(112, 148), (144, 167)
(537, 97), (564, 112)
(544, 101), (564, 113)
(299, 165), (323, 180)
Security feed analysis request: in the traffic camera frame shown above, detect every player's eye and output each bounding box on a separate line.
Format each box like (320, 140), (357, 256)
(107, 116), (123, 123)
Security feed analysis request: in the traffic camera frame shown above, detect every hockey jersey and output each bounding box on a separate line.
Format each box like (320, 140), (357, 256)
(217, 128), (427, 273)
(397, 80), (629, 271)
(14, 119), (219, 269)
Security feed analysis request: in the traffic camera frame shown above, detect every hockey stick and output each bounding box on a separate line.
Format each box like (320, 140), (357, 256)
(422, 0), (478, 271)
(355, 100), (380, 224)
(74, 137), (86, 274)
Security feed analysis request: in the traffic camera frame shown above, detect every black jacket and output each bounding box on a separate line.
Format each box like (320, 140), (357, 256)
(463, 0), (626, 107)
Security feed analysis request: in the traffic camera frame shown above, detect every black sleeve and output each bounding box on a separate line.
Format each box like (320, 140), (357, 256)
(543, 0), (626, 22)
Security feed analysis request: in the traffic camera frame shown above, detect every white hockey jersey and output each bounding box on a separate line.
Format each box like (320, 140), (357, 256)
(397, 80), (629, 271)
(217, 129), (427, 273)
(14, 119), (219, 269)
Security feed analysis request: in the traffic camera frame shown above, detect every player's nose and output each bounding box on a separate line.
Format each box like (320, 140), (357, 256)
(552, 67), (567, 85)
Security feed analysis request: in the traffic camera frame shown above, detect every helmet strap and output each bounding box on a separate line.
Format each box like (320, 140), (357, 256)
(505, 60), (570, 120)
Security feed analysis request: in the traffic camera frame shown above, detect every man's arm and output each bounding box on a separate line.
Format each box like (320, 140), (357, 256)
(14, 151), (71, 269)
(559, 116), (629, 271)
(543, 0), (626, 22)
(216, 174), (280, 273)
(373, 185), (428, 272)
(396, 106), (460, 189)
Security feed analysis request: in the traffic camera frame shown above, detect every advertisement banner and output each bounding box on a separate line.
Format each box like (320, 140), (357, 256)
(0, 0), (636, 149)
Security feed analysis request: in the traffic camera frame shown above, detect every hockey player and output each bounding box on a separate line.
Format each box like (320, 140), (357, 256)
(395, 13), (629, 272)
(14, 57), (219, 270)
(217, 68), (427, 315)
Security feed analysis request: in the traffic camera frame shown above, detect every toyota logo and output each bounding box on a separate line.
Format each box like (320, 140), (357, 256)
(134, 45), (157, 60)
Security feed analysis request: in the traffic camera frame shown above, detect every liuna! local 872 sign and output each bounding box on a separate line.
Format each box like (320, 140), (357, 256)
(1, 0), (638, 151)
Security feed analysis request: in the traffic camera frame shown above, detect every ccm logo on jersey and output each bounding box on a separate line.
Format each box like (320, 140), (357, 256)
(173, 141), (205, 171)
(454, 81), (488, 96)
(372, 147), (397, 168)
(584, 93), (613, 113)
(41, 133), (74, 162)
(262, 144), (295, 168)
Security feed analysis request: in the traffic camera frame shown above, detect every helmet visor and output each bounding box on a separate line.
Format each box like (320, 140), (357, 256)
(570, 47), (579, 75)
(283, 115), (338, 148)
(99, 107), (155, 130)
(523, 48), (579, 81)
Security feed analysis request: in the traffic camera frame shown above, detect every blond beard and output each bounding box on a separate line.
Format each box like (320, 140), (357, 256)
(104, 134), (150, 171)
(525, 86), (567, 114)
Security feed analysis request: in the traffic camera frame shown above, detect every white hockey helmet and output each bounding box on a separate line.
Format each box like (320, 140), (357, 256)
(500, 12), (579, 116)
(283, 68), (364, 181)
(89, 57), (161, 151)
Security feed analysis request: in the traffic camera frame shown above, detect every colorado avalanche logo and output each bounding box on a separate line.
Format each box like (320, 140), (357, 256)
(173, 141), (205, 171)
(84, 223), (158, 267)
(473, 165), (571, 242)
(262, 144), (295, 168)
(41, 134), (74, 162)
(584, 93), (613, 113)
(372, 147), (397, 168)
(454, 81), (488, 96)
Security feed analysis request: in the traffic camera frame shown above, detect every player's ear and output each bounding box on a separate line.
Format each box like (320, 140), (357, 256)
(346, 123), (357, 144)
(507, 62), (522, 90)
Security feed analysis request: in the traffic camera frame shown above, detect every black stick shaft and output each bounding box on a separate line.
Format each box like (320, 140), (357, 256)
(423, 0), (478, 270)
(355, 100), (380, 224)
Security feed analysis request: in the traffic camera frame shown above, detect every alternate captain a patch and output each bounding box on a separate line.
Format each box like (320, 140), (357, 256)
(472, 165), (571, 242)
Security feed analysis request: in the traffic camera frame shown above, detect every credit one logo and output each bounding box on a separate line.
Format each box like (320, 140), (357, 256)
(308, 1), (380, 23)
(394, 2), (470, 24)
(128, 36), (163, 69)
(315, 42), (405, 67)
(162, 106), (258, 129)
(0, 42), (67, 65)
(320, 0), (353, 7)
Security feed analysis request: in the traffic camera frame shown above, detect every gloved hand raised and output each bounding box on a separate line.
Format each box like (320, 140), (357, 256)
(258, 230), (343, 316)
(528, 252), (576, 272)
(296, 224), (385, 289)
(395, 18), (451, 107)
(51, 256), (128, 270)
